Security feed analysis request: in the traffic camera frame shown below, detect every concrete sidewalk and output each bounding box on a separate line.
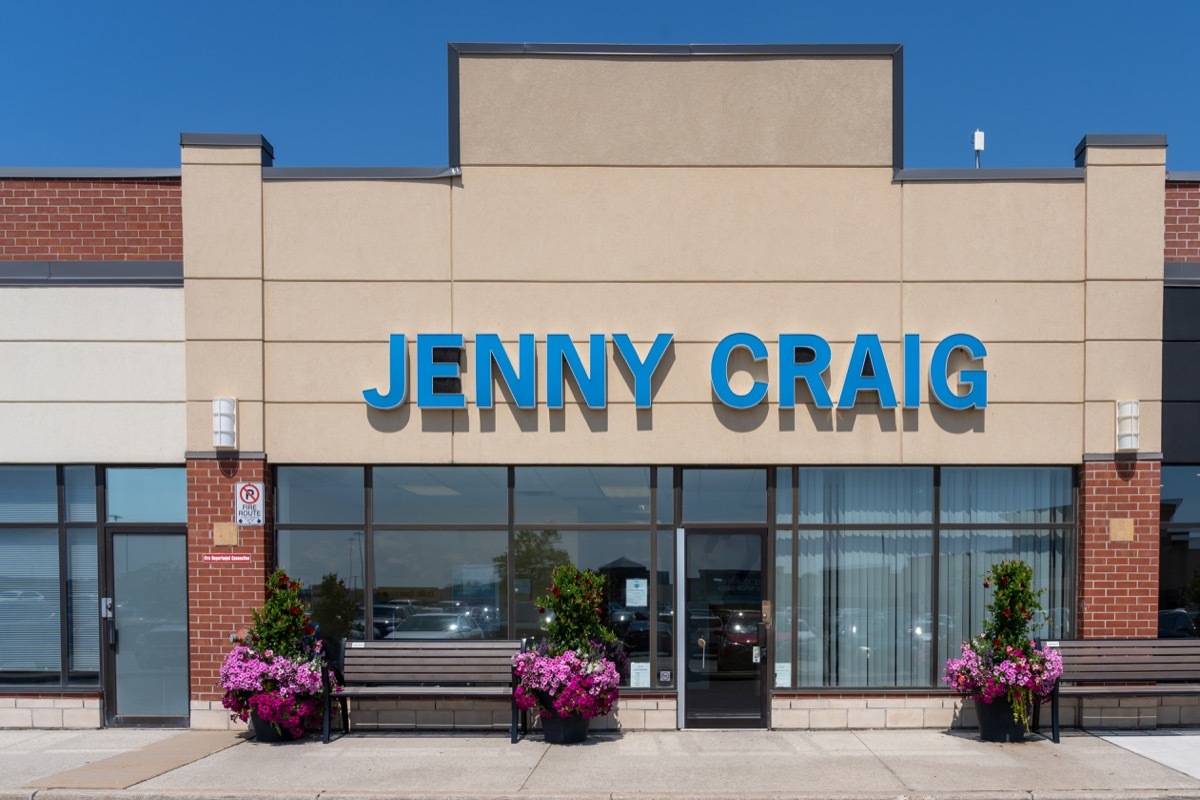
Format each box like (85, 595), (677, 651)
(1, 726), (1199, 800)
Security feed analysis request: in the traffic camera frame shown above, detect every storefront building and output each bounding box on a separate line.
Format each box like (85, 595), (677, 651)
(1, 44), (1197, 731)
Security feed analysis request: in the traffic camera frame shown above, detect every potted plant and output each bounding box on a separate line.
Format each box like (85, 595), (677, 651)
(512, 563), (621, 743)
(219, 569), (329, 741)
(944, 560), (1063, 742)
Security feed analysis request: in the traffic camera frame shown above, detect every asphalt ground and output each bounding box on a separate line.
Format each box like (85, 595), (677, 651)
(0, 726), (1198, 800)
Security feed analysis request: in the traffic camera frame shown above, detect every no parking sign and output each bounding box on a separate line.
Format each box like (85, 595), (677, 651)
(235, 482), (265, 526)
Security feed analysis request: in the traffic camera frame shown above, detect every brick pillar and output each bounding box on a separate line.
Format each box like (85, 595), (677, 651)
(187, 456), (273, 703)
(1077, 459), (1160, 638)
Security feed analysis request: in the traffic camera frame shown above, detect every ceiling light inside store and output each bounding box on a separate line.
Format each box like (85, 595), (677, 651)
(600, 486), (651, 498)
(398, 484), (461, 496)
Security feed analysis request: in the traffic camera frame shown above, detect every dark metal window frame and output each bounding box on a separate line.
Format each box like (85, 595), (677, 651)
(274, 465), (673, 687)
(273, 464), (1078, 695)
(770, 465), (1077, 692)
(0, 466), (101, 692)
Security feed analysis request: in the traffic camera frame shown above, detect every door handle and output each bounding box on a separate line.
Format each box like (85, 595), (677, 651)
(106, 618), (119, 652)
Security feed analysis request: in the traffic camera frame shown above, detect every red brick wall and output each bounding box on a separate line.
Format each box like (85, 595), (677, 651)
(0, 178), (181, 260)
(187, 457), (273, 701)
(1077, 460), (1160, 638)
(1166, 181), (1199, 262)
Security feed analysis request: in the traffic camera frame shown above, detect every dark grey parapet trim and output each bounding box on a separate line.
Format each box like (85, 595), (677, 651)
(1083, 452), (1164, 462)
(1166, 263), (1200, 287)
(0, 167), (181, 179)
(185, 451), (268, 460)
(263, 166), (460, 182)
(894, 168), (1084, 183)
(447, 42), (905, 170)
(449, 42), (903, 56)
(0, 260), (182, 287)
(1074, 134), (1167, 166)
(1168, 171), (1200, 182)
(181, 133), (274, 167)
(180, 132), (274, 157)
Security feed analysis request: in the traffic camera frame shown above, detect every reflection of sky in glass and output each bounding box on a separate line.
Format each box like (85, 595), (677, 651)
(515, 467), (650, 525)
(278, 530), (365, 598)
(0, 466), (58, 522)
(373, 530), (506, 604)
(106, 468), (186, 522)
(682, 469), (766, 522)
(374, 468), (507, 524)
(1162, 466), (1200, 524)
(277, 467), (363, 524)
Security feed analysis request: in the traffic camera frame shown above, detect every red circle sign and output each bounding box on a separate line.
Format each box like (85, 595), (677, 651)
(239, 484), (260, 504)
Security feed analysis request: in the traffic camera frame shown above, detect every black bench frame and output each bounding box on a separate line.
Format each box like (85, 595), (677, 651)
(1034, 638), (1200, 743)
(322, 638), (527, 743)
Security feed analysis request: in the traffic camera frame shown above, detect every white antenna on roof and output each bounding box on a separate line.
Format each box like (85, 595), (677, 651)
(974, 129), (985, 169)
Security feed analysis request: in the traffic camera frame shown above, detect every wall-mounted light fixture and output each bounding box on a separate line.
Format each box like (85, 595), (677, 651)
(213, 397), (237, 450)
(1116, 400), (1140, 453)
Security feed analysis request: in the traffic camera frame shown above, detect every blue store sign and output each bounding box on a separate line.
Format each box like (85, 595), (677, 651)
(363, 333), (987, 412)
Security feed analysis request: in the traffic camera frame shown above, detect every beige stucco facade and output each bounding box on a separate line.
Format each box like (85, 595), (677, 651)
(180, 48), (1165, 466)
(0, 287), (185, 463)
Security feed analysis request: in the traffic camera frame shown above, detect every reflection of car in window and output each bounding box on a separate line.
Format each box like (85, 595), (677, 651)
(716, 611), (762, 671)
(385, 613), (483, 640)
(1158, 608), (1198, 638)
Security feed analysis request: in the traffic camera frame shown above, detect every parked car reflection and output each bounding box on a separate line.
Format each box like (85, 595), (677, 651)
(716, 610), (762, 671)
(624, 619), (672, 657)
(384, 613), (483, 640)
(1158, 608), (1199, 638)
(350, 604), (413, 639)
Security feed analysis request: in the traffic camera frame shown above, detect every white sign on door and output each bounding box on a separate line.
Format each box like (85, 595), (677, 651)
(235, 482), (265, 526)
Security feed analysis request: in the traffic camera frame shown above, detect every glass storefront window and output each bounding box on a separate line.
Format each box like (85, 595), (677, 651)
(374, 467), (507, 524)
(773, 525), (793, 688)
(511, 528), (651, 687)
(67, 528), (99, 683)
(514, 467), (651, 525)
(0, 466), (57, 523)
(0, 529), (61, 683)
(1162, 467), (1200, 524)
(938, 528), (1071, 666)
(941, 467), (1073, 525)
(1160, 466), (1200, 638)
(277, 529), (366, 644)
(775, 468), (793, 525)
(655, 528), (675, 688)
(799, 467), (932, 525)
(655, 467), (673, 525)
(794, 529), (934, 688)
(277, 467), (364, 524)
(270, 464), (1078, 690)
(0, 466), (102, 689)
(64, 466), (97, 523)
(373, 530), (508, 639)
(682, 468), (766, 522)
(106, 468), (186, 523)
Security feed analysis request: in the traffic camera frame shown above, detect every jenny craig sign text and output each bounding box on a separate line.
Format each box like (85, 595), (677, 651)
(363, 333), (987, 412)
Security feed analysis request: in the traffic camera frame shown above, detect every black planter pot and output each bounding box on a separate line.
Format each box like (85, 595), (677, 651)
(541, 713), (590, 744)
(975, 695), (1027, 743)
(250, 710), (305, 743)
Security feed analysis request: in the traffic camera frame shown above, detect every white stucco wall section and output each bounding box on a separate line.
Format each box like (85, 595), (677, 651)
(0, 287), (185, 463)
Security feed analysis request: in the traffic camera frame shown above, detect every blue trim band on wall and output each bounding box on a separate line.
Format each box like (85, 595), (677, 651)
(0, 260), (183, 287)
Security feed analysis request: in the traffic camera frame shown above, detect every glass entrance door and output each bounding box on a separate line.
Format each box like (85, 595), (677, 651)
(103, 531), (189, 726)
(680, 528), (769, 728)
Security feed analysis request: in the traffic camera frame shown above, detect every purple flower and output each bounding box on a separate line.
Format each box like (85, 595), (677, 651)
(512, 641), (620, 719)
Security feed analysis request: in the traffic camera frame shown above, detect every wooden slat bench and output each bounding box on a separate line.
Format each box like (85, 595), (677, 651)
(1034, 638), (1200, 743)
(322, 639), (526, 743)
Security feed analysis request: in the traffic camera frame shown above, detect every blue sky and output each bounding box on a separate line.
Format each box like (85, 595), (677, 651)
(2, 1), (1197, 170)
